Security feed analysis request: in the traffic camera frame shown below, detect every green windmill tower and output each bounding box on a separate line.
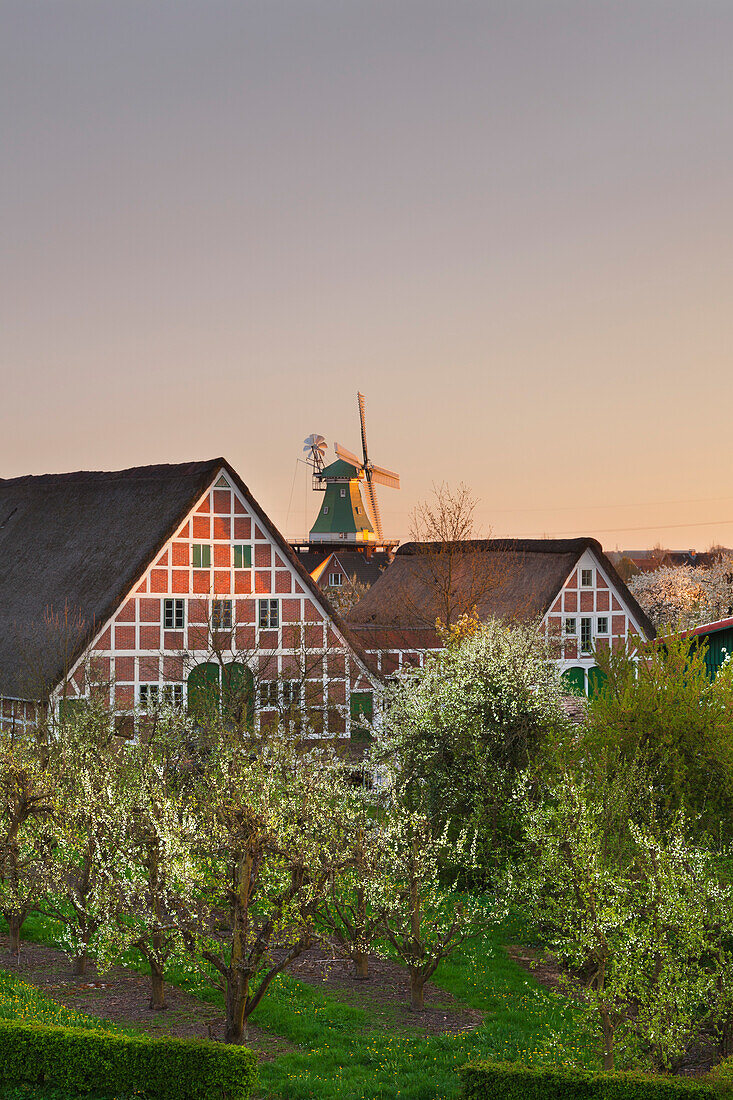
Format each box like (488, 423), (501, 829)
(303, 393), (400, 549)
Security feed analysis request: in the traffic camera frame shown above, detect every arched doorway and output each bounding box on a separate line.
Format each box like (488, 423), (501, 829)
(587, 666), (607, 700)
(187, 662), (220, 718)
(221, 662), (254, 726)
(561, 667), (586, 697)
(187, 661), (255, 726)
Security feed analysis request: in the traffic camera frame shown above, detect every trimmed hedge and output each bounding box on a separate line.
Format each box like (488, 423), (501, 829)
(459, 1061), (719, 1100)
(0, 1019), (257, 1100)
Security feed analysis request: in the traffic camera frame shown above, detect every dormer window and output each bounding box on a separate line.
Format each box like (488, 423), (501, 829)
(340, 488), (347, 498)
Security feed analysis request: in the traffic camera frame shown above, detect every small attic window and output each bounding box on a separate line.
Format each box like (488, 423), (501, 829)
(581, 569), (593, 587)
(215, 475), (229, 487)
(340, 488), (347, 498)
(323, 505), (329, 514)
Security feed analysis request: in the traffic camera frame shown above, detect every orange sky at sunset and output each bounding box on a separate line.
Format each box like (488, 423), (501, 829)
(2, 2), (733, 551)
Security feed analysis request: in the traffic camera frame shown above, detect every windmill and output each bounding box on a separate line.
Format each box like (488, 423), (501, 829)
(332, 393), (400, 541)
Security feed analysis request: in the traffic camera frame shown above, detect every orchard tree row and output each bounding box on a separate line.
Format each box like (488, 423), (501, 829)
(0, 696), (496, 1041)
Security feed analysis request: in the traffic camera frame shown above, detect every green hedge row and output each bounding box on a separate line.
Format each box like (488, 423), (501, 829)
(0, 1019), (258, 1100)
(459, 1061), (719, 1100)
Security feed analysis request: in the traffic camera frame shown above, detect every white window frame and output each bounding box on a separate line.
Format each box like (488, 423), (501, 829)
(282, 680), (301, 709)
(340, 487), (347, 498)
(259, 681), (279, 708)
(581, 568), (594, 587)
(139, 684), (160, 710)
(580, 617), (593, 653)
(329, 572), (343, 587)
(564, 617), (577, 636)
(597, 615), (609, 635)
(258, 598), (279, 630)
(212, 599), (233, 630)
(163, 598), (185, 630)
(162, 684), (184, 708)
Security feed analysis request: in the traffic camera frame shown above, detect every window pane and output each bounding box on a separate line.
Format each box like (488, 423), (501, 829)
(581, 618), (592, 651)
(581, 569), (593, 587)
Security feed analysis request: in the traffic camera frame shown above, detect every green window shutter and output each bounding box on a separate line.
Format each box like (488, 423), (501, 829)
(234, 545), (252, 568)
(202, 545), (211, 568)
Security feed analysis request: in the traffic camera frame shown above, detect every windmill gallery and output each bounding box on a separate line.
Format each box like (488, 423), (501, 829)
(0, 394), (652, 734)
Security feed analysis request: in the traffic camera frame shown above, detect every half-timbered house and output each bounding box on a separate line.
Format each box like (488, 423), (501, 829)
(0, 459), (379, 735)
(346, 538), (655, 696)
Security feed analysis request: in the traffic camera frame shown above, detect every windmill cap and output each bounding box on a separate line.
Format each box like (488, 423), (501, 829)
(318, 459), (361, 479)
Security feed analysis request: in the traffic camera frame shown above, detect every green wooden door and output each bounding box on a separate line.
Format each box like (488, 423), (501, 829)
(561, 667), (586, 697)
(187, 662), (220, 718)
(350, 691), (374, 741)
(222, 662), (254, 726)
(587, 666), (607, 700)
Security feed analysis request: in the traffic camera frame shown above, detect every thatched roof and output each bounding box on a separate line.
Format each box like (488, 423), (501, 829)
(346, 537), (656, 643)
(0, 459), (379, 701)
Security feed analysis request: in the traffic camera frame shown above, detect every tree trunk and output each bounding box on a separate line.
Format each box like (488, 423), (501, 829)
(7, 914), (22, 957)
(224, 972), (249, 1042)
(72, 952), (88, 977)
(410, 970), (425, 1012)
(353, 884), (369, 979)
(599, 1004), (614, 1071)
(354, 948), (369, 980)
(224, 850), (253, 1043)
(149, 960), (167, 1011)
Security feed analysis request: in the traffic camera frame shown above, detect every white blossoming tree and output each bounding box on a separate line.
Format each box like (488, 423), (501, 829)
(628, 556), (733, 630)
(374, 615), (571, 878)
(520, 767), (729, 1071)
(0, 728), (62, 956)
(371, 801), (502, 1011)
(95, 706), (203, 1010)
(182, 734), (359, 1042)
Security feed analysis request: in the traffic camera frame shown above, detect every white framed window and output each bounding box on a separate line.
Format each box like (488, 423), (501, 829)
(163, 598), (185, 630)
(564, 617), (577, 636)
(283, 681), (301, 709)
(323, 505), (329, 514)
(580, 617), (593, 653)
(581, 568), (593, 587)
(597, 616), (609, 634)
(233, 544), (251, 568)
(139, 684), (160, 710)
(340, 488), (347, 498)
(192, 544), (211, 568)
(212, 599), (233, 629)
(329, 572), (343, 587)
(162, 684), (184, 708)
(259, 682), (278, 708)
(258, 598), (279, 629)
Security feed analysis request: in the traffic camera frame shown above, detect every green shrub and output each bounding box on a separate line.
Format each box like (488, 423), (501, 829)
(707, 1057), (733, 1094)
(459, 1061), (718, 1100)
(0, 1019), (257, 1100)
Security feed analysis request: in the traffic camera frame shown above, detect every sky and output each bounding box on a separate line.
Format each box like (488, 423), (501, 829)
(2, 1), (733, 549)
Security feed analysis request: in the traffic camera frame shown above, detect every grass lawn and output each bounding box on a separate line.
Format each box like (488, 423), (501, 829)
(4, 911), (597, 1100)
